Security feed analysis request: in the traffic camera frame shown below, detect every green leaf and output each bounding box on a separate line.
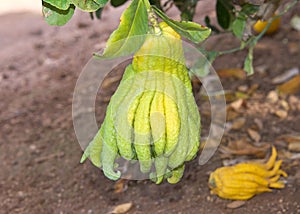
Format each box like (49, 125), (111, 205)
(216, 0), (234, 29)
(241, 4), (259, 15)
(42, 2), (75, 26)
(232, 16), (246, 39)
(43, 0), (71, 10)
(100, 0), (148, 57)
(231, 4), (259, 40)
(244, 46), (254, 75)
(72, 0), (108, 12)
(231, 4), (259, 39)
(152, 6), (211, 43)
(111, 0), (128, 7)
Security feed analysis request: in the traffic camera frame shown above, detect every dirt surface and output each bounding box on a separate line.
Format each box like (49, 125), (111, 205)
(0, 2), (300, 214)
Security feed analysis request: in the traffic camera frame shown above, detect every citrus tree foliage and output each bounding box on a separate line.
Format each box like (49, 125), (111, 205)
(42, 0), (299, 75)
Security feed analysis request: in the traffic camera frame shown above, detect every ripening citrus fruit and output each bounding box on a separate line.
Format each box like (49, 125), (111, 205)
(253, 16), (281, 35)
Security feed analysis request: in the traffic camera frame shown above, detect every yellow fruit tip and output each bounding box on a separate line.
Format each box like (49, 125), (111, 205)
(265, 145), (277, 169)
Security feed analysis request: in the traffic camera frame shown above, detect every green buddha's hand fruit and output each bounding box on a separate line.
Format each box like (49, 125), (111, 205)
(81, 22), (201, 184)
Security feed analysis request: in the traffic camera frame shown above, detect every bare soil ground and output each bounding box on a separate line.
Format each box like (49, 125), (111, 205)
(0, 3), (300, 214)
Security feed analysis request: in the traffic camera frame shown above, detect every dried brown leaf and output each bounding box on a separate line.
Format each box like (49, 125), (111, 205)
(254, 118), (264, 130)
(277, 134), (300, 143)
(217, 68), (246, 80)
(247, 84), (259, 96)
(110, 202), (133, 214)
(220, 139), (270, 157)
(266, 90), (279, 103)
(230, 99), (244, 112)
(226, 109), (240, 121)
(231, 117), (246, 130)
(274, 110), (288, 119)
(288, 143), (300, 152)
(227, 200), (246, 209)
(247, 129), (261, 142)
(277, 75), (300, 95)
(114, 179), (128, 194)
(279, 100), (289, 111)
(278, 134), (300, 153)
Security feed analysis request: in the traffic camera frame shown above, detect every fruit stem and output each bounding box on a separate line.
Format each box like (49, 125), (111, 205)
(147, 7), (161, 35)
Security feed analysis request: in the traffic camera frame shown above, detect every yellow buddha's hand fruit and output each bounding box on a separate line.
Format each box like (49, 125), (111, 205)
(80, 22), (201, 184)
(208, 146), (287, 200)
(253, 15), (281, 35)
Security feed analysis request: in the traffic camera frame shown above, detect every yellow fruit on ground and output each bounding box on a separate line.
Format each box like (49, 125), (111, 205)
(208, 146), (287, 200)
(253, 16), (281, 35)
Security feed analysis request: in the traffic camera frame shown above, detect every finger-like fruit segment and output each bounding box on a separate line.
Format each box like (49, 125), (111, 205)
(153, 156), (168, 184)
(163, 93), (180, 157)
(167, 164), (185, 184)
(133, 91), (155, 173)
(101, 116), (121, 181)
(265, 146), (277, 170)
(80, 127), (104, 167)
(150, 92), (166, 157)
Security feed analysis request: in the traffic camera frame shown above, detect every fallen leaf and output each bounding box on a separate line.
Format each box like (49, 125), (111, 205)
(274, 110), (288, 119)
(114, 179), (128, 194)
(254, 118), (264, 130)
(231, 117), (246, 130)
(277, 134), (300, 143)
(247, 84), (259, 96)
(217, 68), (246, 80)
(279, 100), (289, 111)
(288, 143), (300, 152)
(110, 202), (133, 214)
(277, 149), (294, 159)
(277, 134), (300, 152)
(277, 75), (300, 95)
(230, 99), (244, 111)
(278, 150), (300, 160)
(227, 200), (246, 209)
(266, 90), (279, 103)
(226, 109), (240, 121)
(247, 129), (261, 142)
(288, 95), (300, 111)
(219, 139), (269, 157)
(271, 67), (299, 84)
